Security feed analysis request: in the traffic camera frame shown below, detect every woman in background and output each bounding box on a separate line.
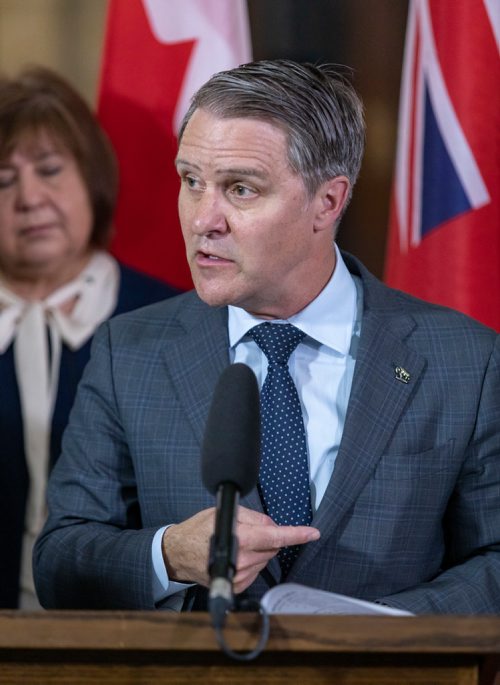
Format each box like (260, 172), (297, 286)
(0, 67), (178, 608)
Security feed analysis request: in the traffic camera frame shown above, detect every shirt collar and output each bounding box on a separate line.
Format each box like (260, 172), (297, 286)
(228, 245), (357, 355)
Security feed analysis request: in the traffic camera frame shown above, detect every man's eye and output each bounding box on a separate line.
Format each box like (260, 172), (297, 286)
(184, 175), (200, 189)
(231, 184), (255, 198)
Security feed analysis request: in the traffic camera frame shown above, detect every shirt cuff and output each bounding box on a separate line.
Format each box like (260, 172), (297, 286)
(152, 525), (194, 606)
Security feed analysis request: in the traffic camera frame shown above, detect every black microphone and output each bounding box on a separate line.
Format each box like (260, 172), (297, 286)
(201, 363), (260, 627)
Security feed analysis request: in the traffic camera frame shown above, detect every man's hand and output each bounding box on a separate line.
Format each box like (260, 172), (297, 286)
(162, 505), (320, 593)
(231, 506), (320, 593)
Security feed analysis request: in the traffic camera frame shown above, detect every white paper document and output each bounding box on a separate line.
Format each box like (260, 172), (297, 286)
(261, 583), (414, 616)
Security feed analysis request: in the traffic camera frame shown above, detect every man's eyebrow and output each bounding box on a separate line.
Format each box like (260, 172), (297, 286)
(175, 157), (200, 170)
(175, 158), (268, 180)
(216, 167), (268, 180)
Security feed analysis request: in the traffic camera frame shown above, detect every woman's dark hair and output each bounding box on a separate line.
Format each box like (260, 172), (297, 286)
(0, 66), (118, 247)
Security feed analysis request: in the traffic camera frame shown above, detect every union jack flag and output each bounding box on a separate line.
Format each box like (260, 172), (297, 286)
(385, 0), (500, 330)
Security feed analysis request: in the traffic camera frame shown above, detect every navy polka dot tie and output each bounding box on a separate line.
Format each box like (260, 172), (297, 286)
(249, 322), (312, 576)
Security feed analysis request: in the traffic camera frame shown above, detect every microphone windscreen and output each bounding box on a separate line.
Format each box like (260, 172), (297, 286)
(202, 363), (260, 496)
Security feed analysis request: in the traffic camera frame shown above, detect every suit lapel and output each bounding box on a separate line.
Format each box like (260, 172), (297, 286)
(161, 297), (265, 516)
(290, 258), (427, 578)
(162, 300), (229, 446)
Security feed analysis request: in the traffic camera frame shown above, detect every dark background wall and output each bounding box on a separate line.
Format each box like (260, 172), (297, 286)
(247, 0), (409, 277)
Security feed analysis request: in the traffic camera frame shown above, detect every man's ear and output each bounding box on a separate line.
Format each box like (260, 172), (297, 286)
(313, 176), (351, 232)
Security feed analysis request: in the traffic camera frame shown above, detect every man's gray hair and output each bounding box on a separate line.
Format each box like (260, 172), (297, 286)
(179, 59), (365, 202)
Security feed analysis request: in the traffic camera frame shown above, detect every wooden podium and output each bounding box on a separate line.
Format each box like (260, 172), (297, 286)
(0, 611), (499, 685)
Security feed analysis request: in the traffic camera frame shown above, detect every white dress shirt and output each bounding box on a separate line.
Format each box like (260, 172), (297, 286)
(153, 245), (363, 606)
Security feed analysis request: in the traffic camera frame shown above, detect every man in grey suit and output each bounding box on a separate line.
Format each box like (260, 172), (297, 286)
(34, 60), (500, 614)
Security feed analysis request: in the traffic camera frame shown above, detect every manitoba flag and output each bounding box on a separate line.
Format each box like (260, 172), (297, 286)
(384, 0), (500, 330)
(98, 0), (252, 290)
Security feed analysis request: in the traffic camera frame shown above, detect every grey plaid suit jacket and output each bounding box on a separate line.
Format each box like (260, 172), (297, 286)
(34, 253), (500, 613)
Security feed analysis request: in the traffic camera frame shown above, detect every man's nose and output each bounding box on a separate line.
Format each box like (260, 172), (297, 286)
(192, 190), (228, 236)
(15, 170), (45, 211)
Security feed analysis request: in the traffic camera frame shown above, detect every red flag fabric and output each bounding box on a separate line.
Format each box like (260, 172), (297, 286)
(98, 0), (252, 290)
(384, 0), (500, 330)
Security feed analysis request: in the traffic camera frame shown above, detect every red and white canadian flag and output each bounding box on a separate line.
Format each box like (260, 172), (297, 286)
(98, 0), (252, 290)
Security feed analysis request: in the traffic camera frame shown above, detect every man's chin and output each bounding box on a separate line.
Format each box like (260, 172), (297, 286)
(190, 270), (237, 306)
(193, 285), (236, 309)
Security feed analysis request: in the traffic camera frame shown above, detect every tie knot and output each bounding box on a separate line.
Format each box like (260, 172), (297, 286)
(249, 323), (305, 365)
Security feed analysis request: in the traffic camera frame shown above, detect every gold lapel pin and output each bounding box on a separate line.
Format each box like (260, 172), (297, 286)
(394, 365), (411, 384)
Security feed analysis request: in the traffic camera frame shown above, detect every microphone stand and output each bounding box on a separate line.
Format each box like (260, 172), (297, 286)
(208, 484), (271, 661)
(208, 483), (239, 629)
